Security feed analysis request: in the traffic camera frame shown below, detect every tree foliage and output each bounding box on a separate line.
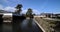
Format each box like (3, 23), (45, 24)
(15, 4), (22, 14)
(26, 8), (33, 18)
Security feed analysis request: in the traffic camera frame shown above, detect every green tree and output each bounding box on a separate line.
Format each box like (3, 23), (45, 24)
(15, 4), (22, 14)
(26, 8), (33, 18)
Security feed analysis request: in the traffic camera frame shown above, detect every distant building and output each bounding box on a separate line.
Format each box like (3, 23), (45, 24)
(40, 13), (53, 18)
(55, 14), (60, 19)
(0, 10), (12, 22)
(2, 13), (12, 22)
(40, 13), (60, 19)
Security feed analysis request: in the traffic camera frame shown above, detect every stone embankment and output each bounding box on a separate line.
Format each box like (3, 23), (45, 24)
(34, 17), (60, 32)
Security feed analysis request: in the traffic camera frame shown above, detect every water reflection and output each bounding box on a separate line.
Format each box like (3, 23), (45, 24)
(21, 19), (43, 32)
(3, 19), (43, 32)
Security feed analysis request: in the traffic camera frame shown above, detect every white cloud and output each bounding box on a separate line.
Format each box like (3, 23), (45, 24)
(21, 9), (40, 14)
(21, 10), (27, 14)
(33, 9), (40, 14)
(4, 6), (16, 12)
(0, 4), (16, 12)
(0, 4), (40, 14)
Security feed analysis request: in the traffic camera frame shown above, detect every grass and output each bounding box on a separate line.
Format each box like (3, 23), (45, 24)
(34, 17), (59, 32)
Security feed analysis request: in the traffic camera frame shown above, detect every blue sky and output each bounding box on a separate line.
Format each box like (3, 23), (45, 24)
(0, 0), (60, 14)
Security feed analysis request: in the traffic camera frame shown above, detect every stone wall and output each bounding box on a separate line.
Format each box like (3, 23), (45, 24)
(34, 17), (60, 32)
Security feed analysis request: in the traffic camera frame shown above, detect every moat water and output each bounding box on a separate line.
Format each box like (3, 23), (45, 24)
(2, 19), (43, 32)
